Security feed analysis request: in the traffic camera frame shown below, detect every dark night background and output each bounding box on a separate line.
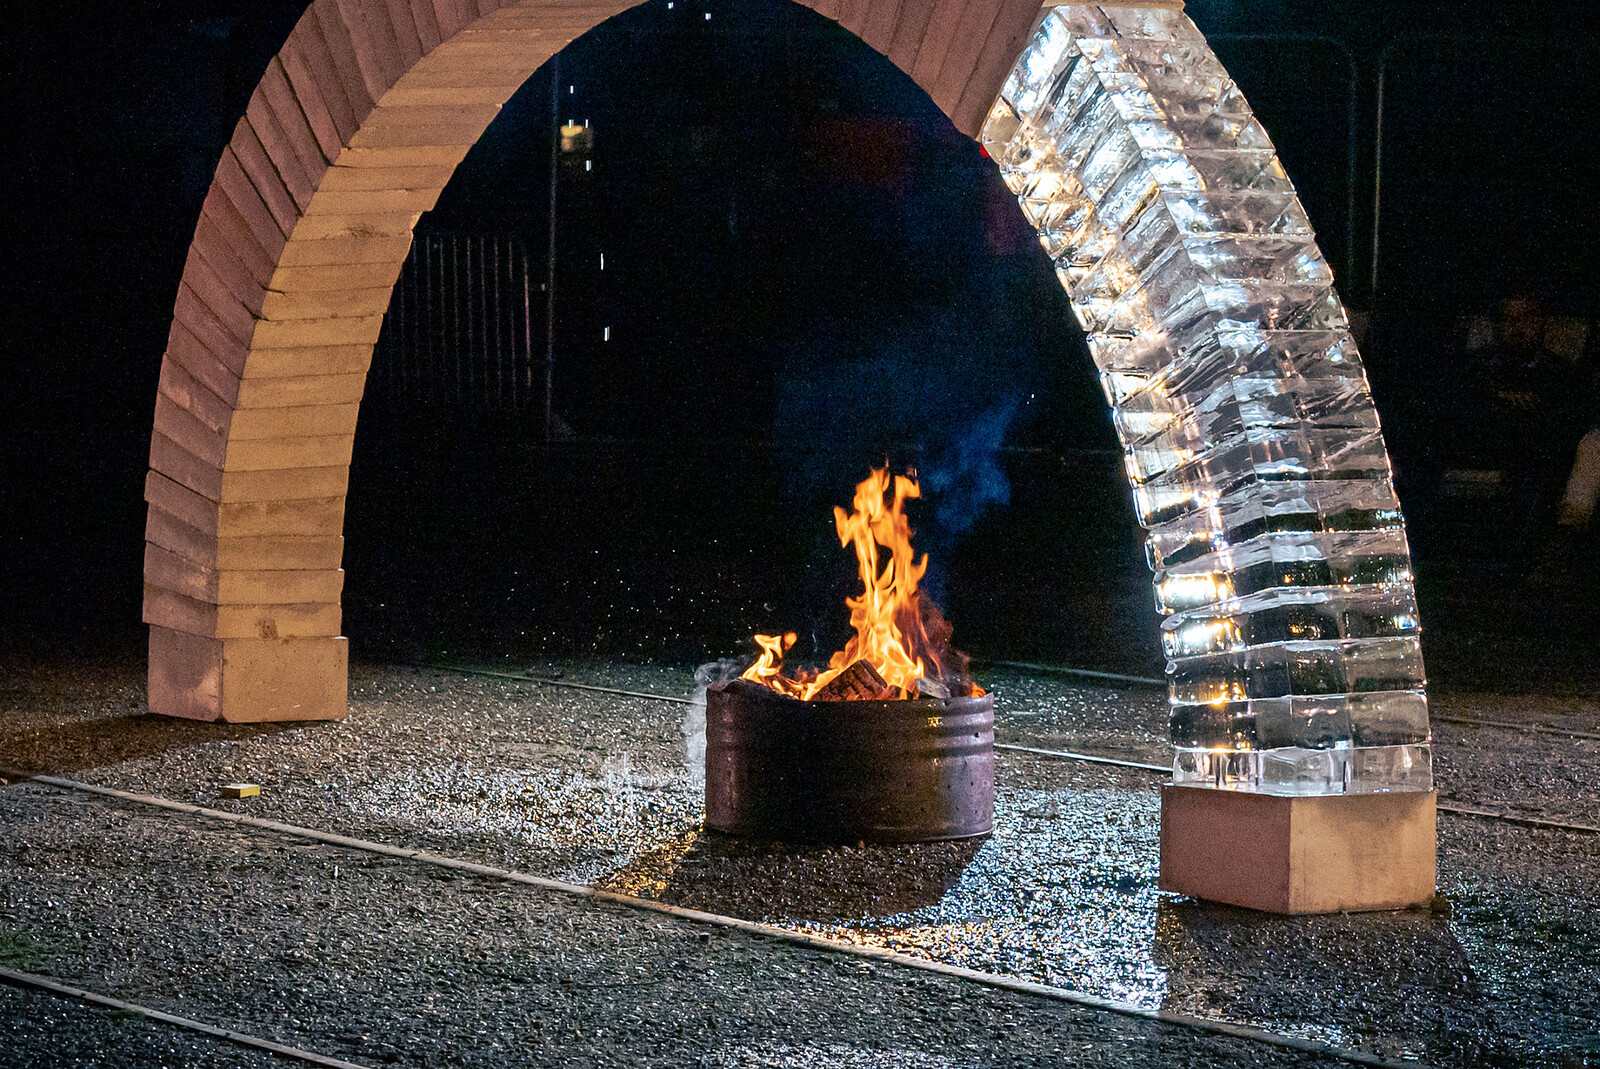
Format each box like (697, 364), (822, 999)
(3, 0), (1598, 691)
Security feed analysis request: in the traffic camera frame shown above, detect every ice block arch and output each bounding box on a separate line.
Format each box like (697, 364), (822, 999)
(983, 5), (1429, 794)
(144, 0), (1432, 796)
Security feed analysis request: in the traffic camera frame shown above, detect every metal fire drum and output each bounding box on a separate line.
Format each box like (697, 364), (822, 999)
(704, 679), (994, 843)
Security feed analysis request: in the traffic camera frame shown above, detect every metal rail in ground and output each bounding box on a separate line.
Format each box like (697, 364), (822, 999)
(0, 965), (373, 1069)
(19, 775), (1431, 1069)
(434, 662), (1600, 743)
(432, 664), (1600, 835)
(993, 742), (1599, 834)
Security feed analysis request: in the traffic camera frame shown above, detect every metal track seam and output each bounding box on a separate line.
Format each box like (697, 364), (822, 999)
(0, 964), (373, 1069)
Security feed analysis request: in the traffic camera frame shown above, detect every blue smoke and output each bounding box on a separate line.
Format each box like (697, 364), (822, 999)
(923, 394), (1021, 536)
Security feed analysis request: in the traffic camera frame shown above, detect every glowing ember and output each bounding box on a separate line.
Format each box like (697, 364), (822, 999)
(742, 468), (983, 701)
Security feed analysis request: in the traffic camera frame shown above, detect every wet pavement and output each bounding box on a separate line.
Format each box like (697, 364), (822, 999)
(1, 657), (1597, 1067)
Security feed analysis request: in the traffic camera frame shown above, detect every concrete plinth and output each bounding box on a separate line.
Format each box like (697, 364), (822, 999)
(148, 625), (348, 722)
(1159, 784), (1436, 914)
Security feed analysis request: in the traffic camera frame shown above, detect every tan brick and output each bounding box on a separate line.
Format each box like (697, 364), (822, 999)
(216, 600), (343, 640)
(217, 534), (345, 571)
(143, 584), (220, 637)
(835, 0), (870, 35)
(426, 0), (475, 40)
(405, 49), (543, 80)
(377, 83), (518, 107)
(277, 233), (414, 266)
(148, 625), (223, 718)
(241, 342), (375, 378)
(289, 211), (421, 242)
(349, 120), (496, 149)
(251, 314), (386, 349)
(1159, 785), (1436, 914)
(382, 0), (426, 68)
(363, 102), (504, 129)
(928, 0), (1002, 120)
(376, 67), (532, 94)
(218, 465), (352, 504)
(315, 163), (455, 192)
(269, 261), (407, 293)
(217, 568), (346, 605)
(333, 143), (475, 169)
(217, 495), (347, 539)
(304, 185), (443, 214)
(432, 38), (572, 61)
(951, 0), (1040, 138)
(236, 371), (369, 409)
(859, 0), (905, 55)
(911, 0), (967, 89)
(471, 4), (622, 30)
(279, 49), (343, 163)
(261, 287), (396, 321)
(144, 586), (343, 640)
(225, 434), (356, 472)
(231, 403), (360, 440)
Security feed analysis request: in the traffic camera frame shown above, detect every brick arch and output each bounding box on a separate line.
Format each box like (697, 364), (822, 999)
(144, 0), (1051, 720)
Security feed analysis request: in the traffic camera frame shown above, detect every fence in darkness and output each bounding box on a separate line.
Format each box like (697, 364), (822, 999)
(369, 233), (546, 413)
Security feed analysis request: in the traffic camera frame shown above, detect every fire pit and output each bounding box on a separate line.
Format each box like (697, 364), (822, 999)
(705, 469), (995, 843)
(705, 680), (994, 842)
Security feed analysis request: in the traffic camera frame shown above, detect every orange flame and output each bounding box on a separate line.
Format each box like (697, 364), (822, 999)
(741, 468), (980, 700)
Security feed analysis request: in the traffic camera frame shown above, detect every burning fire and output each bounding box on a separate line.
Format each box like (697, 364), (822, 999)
(741, 468), (982, 701)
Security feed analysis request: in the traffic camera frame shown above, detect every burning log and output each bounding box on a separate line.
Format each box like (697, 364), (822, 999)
(811, 659), (893, 701)
(738, 468), (984, 702)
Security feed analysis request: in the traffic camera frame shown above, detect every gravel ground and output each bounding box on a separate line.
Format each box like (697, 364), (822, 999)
(1, 656), (1597, 1067)
(0, 784), (1349, 1069)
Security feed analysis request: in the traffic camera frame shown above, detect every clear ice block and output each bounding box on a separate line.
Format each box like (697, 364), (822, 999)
(984, 5), (1431, 795)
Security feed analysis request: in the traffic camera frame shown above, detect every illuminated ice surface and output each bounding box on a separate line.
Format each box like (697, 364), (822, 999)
(980, 5), (1430, 794)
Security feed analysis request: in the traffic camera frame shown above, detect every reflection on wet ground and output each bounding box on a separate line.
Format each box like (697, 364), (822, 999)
(601, 832), (986, 921)
(3, 659), (1596, 1066)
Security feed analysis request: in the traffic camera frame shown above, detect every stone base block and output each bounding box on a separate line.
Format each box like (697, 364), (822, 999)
(149, 625), (348, 723)
(1159, 784), (1436, 914)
